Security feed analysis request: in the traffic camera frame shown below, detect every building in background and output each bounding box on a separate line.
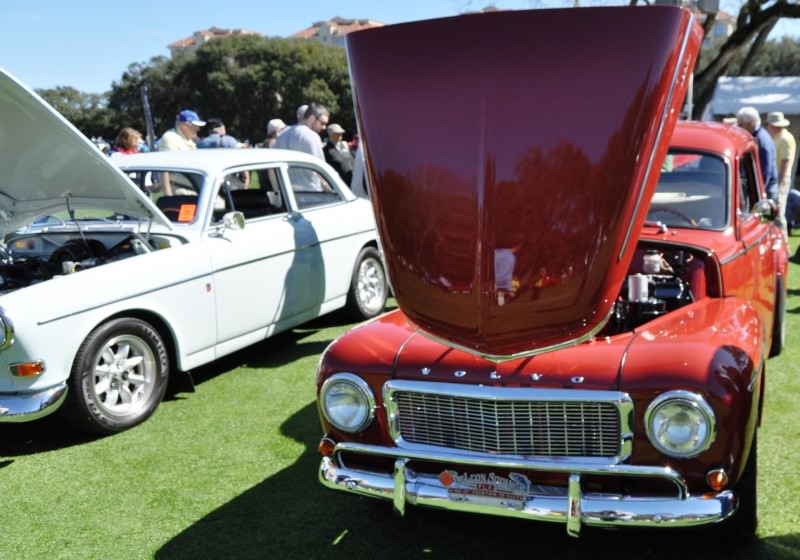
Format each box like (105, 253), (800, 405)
(291, 17), (384, 48)
(168, 27), (262, 58)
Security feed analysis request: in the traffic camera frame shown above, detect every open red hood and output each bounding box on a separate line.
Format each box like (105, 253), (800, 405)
(347, 6), (702, 360)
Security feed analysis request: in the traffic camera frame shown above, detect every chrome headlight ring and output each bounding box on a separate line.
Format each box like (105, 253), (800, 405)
(0, 308), (14, 351)
(645, 390), (717, 459)
(320, 373), (376, 433)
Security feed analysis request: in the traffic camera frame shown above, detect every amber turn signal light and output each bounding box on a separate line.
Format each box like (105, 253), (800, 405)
(9, 360), (46, 377)
(318, 437), (336, 457)
(706, 468), (729, 491)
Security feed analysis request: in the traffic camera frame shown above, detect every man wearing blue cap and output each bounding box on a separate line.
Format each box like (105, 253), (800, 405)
(158, 109), (206, 151)
(155, 109), (205, 196)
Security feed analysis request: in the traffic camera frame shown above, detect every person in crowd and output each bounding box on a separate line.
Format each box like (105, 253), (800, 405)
(110, 127), (144, 155)
(158, 109), (205, 152)
(765, 111), (797, 236)
(197, 118), (244, 149)
(274, 103), (329, 160)
(157, 109), (205, 195)
(736, 106), (778, 202)
(260, 118), (287, 148)
(296, 104), (308, 123)
(786, 188), (800, 235)
(323, 123), (355, 184)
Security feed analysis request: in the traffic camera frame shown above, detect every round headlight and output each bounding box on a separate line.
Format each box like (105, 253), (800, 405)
(0, 309), (14, 351)
(320, 373), (375, 433)
(645, 391), (716, 458)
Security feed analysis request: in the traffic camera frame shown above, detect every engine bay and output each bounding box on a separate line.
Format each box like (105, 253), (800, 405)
(0, 231), (171, 294)
(601, 244), (712, 335)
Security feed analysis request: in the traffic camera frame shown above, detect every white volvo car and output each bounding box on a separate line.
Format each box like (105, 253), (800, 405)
(0, 69), (387, 435)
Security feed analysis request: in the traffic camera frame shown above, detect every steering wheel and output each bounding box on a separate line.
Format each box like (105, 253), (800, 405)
(649, 206), (697, 226)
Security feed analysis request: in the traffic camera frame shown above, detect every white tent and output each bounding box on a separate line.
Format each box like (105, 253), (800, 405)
(705, 76), (800, 119)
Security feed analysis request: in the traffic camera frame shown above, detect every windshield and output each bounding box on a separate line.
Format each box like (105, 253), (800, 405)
(647, 150), (728, 230)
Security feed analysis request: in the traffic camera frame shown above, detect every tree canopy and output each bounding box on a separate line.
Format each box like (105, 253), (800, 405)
(33, 2), (800, 139)
(36, 35), (352, 146)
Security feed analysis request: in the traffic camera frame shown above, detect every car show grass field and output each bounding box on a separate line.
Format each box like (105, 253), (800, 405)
(2, 250), (800, 559)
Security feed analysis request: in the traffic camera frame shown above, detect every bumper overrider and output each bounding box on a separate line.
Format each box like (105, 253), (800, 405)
(319, 441), (737, 537)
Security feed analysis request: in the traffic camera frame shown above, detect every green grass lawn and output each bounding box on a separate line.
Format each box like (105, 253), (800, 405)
(2, 249), (800, 559)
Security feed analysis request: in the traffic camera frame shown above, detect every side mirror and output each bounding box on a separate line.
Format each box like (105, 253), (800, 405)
(222, 211), (246, 230)
(752, 198), (778, 224)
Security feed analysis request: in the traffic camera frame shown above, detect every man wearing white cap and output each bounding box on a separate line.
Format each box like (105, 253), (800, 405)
(766, 111), (796, 236)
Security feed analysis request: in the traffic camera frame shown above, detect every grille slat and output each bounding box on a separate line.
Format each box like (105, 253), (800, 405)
(394, 392), (621, 458)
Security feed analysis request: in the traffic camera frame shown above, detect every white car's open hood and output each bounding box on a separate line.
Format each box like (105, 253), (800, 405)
(0, 68), (172, 235)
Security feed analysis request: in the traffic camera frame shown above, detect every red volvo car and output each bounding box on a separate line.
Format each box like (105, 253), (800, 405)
(315, 6), (788, 537)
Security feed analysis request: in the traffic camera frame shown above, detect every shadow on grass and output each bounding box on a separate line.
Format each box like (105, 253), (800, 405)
(156, 402), (800, 560)
(0, 311), (357, 456)
(0, 414), (100, 456)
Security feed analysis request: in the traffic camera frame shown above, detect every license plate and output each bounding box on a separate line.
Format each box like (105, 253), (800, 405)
(439, 470), (532, 509)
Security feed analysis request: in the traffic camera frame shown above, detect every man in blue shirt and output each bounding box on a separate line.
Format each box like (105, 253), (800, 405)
(197, 118), (244, 149)
(737, 106), (778, 201)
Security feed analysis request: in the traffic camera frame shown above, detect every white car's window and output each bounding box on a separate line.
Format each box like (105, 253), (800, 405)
(648, 151), (728, 230)
(212, 166), (288, 224)
(124, 170), (204, 224)
(287, 165), (342, 210)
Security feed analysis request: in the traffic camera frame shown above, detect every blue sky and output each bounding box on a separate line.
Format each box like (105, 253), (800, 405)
(2, 0), (799, 93)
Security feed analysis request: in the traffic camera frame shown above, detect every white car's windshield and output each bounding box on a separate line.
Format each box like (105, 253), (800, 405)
(648, 151), (728, 230)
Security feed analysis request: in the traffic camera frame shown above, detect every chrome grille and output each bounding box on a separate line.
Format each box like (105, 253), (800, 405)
(391, 391), (622, 458)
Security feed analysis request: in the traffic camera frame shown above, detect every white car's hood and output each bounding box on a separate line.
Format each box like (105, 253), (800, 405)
(0, 68), (172, 235)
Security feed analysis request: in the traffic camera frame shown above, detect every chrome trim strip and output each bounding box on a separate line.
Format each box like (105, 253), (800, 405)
(333, 441), (688, 497)
(0, 382), (67, 422)
(719, 229), (770, 265)
(320, 439), (736, 536)
(619, 12), (696, 260)
(383, 380), (634, 464)
(37, 230), (375, 326)
(412, 304), (616, 362)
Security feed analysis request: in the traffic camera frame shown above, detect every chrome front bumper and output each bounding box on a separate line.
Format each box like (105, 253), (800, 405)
(0, 383), (67, 422)
(320, 441), (737, 537)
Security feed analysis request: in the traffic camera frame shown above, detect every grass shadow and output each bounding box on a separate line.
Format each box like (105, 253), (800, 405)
(0, 414), (100, 456)
(0, 314), (351, 455)
(156, 402), (800, 560)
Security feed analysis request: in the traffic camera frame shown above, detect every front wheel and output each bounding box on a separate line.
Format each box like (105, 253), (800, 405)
(344, 246), (388, 321)
(59, 318), (169, 435)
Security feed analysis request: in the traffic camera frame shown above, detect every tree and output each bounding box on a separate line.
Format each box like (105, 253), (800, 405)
(690, 0), (800, 118)
(103, 35), (352, 146)
(184, 35), (351, 143)
(36, 86), (113, 139)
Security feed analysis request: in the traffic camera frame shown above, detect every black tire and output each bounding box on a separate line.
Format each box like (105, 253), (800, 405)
(769, 276), (785, 357)
(59, 318), (169, 435)
(344, 246), (388, 321)
(722, 433), (758, 539)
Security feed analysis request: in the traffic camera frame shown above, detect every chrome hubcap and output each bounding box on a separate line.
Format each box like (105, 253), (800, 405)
(356, 256), (386, 315)
(91, 334), (156, 416)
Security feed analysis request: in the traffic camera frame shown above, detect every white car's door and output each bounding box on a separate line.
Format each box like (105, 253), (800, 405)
(284, 163), (370, 306)
(206, 166), (306, 351)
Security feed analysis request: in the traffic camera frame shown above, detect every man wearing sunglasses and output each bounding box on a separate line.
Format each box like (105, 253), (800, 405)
(274, 102), (329, 161)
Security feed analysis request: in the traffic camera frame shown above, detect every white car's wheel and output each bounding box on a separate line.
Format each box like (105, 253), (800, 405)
(345, 247), (388, 321)
(60, 318), (169, 435)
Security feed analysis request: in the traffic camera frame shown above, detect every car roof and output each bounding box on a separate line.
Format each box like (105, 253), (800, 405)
(670, 120), (755, 155)
(114, 148), (324, 174)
